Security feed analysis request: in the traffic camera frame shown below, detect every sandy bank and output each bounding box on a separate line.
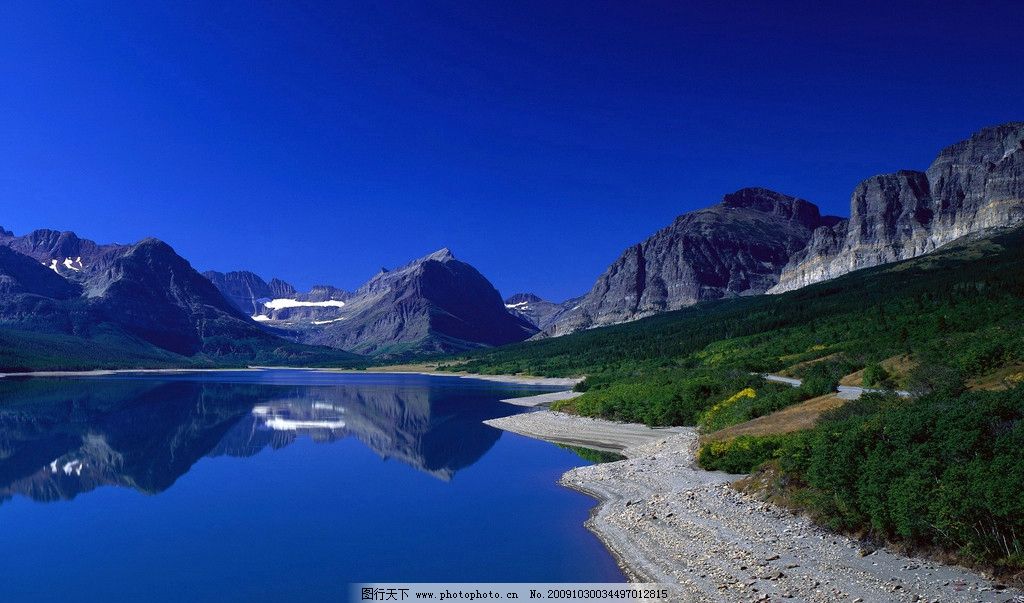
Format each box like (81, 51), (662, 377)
(500, 390), (584, 407)
(484, 410), (683, 453)
(488, 411), (1022, 602)
(361, 370), (583, 387)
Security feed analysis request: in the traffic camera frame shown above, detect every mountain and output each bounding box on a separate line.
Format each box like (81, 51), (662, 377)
(771, 122), (1024, 292)
(201, 269), (350, 323)
(537, 122), (1023, 337)
(455, 221), (1024, 576)
(503, 293), (577, 330)
(210, 248), (537, 357)
(0, 245), (80, 299)
(0, 228), (361, 369)
(541, 188), (839, 336)
(202, 270), (291, 315)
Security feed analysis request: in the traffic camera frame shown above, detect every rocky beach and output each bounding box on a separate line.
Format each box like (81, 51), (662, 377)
(487, 411), (1024, 602)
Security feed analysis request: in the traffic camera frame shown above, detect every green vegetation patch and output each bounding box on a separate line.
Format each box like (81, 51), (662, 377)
(701, 387), (1024, 572)
(453, 226), (1024, 427)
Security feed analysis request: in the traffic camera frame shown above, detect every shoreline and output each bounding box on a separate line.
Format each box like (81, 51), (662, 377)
(499, 390), (584, 407)
(0, 367), (266, 378)
(0, 365), (583, 387)
(487, 410), (1023, 602)
(252, 366), (584, 387)
(485, 410), (682, 452)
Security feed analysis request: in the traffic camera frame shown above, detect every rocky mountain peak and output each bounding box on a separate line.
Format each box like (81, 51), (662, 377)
(421, 247), (455, 263)
(505, 293), (543, 305)
(0, 227), (282, 358)
(208, 247), (535, 356)
(0, 246), (81, 299)
(202, 270), (277, 315)
(928, 122), (1023, 170)
(304, 285), (350, 301)
(719, 187), (831, 230)
(267, 278), (296, 298)
(541, 188), (831, 336)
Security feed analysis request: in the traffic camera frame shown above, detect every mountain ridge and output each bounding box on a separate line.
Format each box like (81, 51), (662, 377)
(208, 248), (538, 357)
(0, 229), (361, 369)
(539, 187), (839, 336)
(769, 121), (1024, 293)
(539, 121), (1024, 336)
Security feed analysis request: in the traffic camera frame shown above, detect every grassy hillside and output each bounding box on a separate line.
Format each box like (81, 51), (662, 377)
(453, 226), (1024, 426)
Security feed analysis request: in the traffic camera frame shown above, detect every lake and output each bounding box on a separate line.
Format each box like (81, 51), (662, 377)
(0, 370), (625, 601)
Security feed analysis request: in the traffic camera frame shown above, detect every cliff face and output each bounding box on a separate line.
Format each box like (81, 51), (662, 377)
(202, 270), (285, 315)
(542, 188), (837, 336)
(772, 122), (1024, 292)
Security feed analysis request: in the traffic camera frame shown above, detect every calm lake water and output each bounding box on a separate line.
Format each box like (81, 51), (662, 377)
(0, 370), (624, 601)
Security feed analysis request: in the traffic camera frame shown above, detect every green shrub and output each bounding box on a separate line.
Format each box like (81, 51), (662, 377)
(779, 386), (1024, 568)
(697, 433), (803, 474)
(862, 363), (890, 387)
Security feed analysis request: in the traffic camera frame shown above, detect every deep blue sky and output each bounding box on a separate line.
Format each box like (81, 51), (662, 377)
(3, 1), (1023, 301)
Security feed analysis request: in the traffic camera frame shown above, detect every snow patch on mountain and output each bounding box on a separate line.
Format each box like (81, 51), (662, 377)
(264, 298), (347, 310)
(42, 257), (84, 274)
(49, 458), (85, 476)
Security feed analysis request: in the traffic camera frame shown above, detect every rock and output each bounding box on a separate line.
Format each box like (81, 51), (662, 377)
(772, 122), (1024, 292)
(542, 188), (836, 336)
(503, 293), (577, 330)
(211, 248), (538, 356)
(0, 230), (290, 357)
(203, 269), (290, 315)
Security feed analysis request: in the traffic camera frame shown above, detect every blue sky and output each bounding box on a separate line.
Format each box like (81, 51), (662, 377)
(3, 1), (1023, 301)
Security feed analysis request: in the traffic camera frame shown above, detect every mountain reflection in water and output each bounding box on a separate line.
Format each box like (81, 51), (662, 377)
(0, 373), (536, 504)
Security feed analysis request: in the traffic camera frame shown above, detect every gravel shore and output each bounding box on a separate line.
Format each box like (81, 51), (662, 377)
(485, 410), (683, 452)
(488, 411), (1024, 602)
(500, 390), (584, 407)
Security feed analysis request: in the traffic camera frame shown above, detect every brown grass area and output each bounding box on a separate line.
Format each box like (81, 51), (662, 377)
(967, 362), (1024, 391)
(777, 352), (841, 377)
(704, 393), (846, 442)
(839, 354), (916, 387)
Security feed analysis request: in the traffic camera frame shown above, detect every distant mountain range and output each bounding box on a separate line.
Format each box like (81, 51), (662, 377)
(206, 248), (537, 356)
(0, 228), (360, 369)
(0, 121), (1020, 366)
